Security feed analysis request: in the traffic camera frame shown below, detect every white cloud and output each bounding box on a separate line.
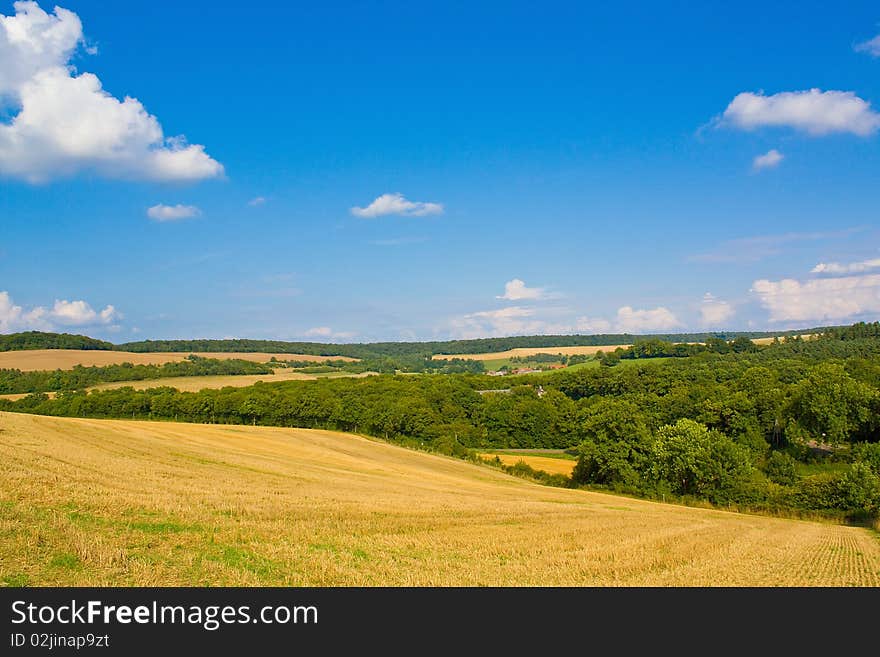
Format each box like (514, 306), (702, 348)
(248, 196), (266, 207)
(496, 278), (546, 301)
(811, 258), (880, 275)
(615, 306), (681, 333)
(0, 2), (223, 182)
(0, 290), (120, 331)
(147, 204), (201, 222)
(699, 293), (735, 327)
(752, 274), (880, 322)
(351, 193), (443, 218)
(450, 307), (560, 339)
(303, 326), (356, 340)
(574, 316), (612, 333)
(50, 299), (120, 325)
(720, 89), (880, 136)
(752, 149), (783, 171)
(855, 34), (880, 57)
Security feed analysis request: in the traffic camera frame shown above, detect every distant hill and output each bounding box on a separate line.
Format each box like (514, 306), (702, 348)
(0, 325), (845, 359)
(0, 331), (113, 352)
(115, 327), (840, 357)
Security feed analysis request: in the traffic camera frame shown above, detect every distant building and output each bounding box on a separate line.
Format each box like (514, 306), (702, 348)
(486, 370), (507, 376)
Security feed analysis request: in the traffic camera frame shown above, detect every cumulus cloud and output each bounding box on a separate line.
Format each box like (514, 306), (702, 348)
(496, 278), (546, 301)
(351, 193), (443, 218)
(0, 290), (120, 331)
(752, 149), (783, 171)
(811, 258), (880, 275)
(700, 293), (735, 327)
(752, 274), (880, 322)
(0, 2), (223, 182)
(50, 299), (119, 325)
(719, 89), (880, 136)
(146, 204), (201, 222)
(615, 306), (681, 333)
(855, 34), (880, 57)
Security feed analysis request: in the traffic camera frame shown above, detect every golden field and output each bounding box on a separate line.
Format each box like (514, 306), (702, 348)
(433, 345), (632, 361)
(87, 370), (375, 393)
(0, 349), (355, 372)
(479, 453), (577, 477)
(1, 412), (878, 586)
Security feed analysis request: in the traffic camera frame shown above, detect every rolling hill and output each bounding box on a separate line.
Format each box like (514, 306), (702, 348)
(1, 412), (877, 586)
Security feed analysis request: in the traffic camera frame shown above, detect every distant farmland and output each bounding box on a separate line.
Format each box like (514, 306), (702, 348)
(0, 349), (356, 372)
(434, 335), (815, 363)
(88, 370), (376, 393)
(432, 345), (632, 361)
(2, 412), (878, 586)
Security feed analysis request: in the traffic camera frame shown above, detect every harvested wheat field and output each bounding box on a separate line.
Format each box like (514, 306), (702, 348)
(479, 453), (577, 477)
(433, 345), (633, 361)
(0, 349), (355, 372)
(1, 412), (878, 587)
(87, 370), (376, 393)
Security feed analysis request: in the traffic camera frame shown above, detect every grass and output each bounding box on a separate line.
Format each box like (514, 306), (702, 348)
(2, 411), (879, 586)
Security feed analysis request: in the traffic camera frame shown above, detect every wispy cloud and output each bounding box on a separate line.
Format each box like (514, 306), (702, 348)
(811, 258), (880, 275)
(752, 149), (783, 171)
(304, 326), (357, 340)
(147, 204), (201, 222)
(689, 228), (864, 264)
(351, 193), (443, 218)
(368, 236), (428, 246)
(855, 34), (880, 57)
(248, 196), (267, 207)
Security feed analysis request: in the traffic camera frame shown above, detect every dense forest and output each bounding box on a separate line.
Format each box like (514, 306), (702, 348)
(3, 325), (879, 523)
(0, 356), (272, 394)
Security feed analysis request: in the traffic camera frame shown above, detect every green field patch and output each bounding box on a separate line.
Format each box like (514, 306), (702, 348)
(48, 552), (81, 570)
(2, 573), (29, 586)
(208, 545), (279, 578)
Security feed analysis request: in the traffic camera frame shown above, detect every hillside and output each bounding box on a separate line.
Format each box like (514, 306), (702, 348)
(1, 412), (878, 586)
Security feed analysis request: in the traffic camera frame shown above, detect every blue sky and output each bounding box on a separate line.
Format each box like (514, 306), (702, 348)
(2, 0), (880, 342)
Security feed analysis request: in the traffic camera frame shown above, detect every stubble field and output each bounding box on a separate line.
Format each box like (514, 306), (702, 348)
(1, 412), (878, 586)
(0, 349), (355, 372)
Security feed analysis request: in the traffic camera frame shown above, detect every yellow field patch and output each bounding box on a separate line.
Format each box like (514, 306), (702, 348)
(2, 412), (878, 586)
(88, 370), (376, 393)
(0, 349), (356, 372)
(479, 453), (576, 477)
(433, 345), (632, 361)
